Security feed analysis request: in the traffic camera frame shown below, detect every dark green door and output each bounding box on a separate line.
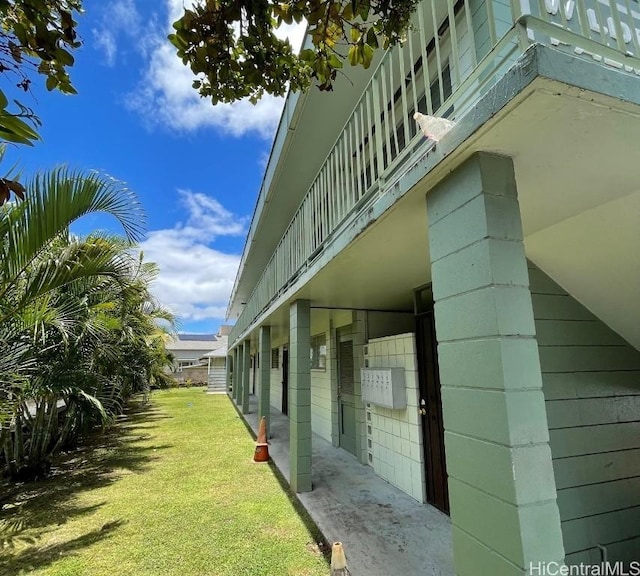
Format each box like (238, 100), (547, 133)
(338, 339), (357, 456)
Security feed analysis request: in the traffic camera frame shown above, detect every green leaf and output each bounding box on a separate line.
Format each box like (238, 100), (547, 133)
(46, 76), (59, 91)
(327, 54), (343, 69)
(350, 27), (361, 43)
(0, 114), (40, 141)
(362, 44), (374, 69)
(0, 90), (8, 110)
(54, 48), (75, 66)
(366, 28), (379, 48)
(299, 48), (316, 62)
(168, 33), (187, 50)
(348, 45), (359, 66)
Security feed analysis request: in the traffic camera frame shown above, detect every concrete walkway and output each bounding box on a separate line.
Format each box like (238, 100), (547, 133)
(239, 395), (454, 576)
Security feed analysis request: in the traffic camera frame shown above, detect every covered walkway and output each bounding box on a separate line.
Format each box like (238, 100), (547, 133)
(241, 395), (454, 576)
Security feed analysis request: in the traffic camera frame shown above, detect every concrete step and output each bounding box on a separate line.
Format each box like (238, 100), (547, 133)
(206, 384), (227, 395)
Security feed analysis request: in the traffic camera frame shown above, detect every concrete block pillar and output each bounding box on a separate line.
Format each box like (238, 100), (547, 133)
(329, 321), (340, 448)
(258, 326), (272, 435)
(226, 353), (233, 395)
(427, 153), (564, 575)
(352, 311), (367, 464)
(289, 299), (312, 493)
(235, 346), (243, 404)
(231, 347), (237, 402)
(242, 339), (251, 414)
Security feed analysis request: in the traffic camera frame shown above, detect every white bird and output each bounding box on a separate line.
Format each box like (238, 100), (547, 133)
(413, 112), (456, 142)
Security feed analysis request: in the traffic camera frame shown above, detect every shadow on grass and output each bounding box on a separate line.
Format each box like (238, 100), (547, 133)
(267, 461), (332, 564)
(1, 519), (126, 575)
(228, 396), (331, 566)
(0, 400), (171, 575)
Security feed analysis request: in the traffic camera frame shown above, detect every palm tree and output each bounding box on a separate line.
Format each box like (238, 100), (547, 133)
(0, 166), (174, 479)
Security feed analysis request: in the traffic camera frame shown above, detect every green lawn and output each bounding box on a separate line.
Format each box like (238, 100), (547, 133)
(1, 389), (329, 576)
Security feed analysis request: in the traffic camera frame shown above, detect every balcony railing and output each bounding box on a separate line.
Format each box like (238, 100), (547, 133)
(229, 0), (640, 347)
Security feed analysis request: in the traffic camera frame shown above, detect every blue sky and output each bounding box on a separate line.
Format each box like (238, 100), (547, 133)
(3, 0), (305, 334)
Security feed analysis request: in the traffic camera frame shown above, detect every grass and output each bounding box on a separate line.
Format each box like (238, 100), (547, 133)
(0, 389), (330, 576)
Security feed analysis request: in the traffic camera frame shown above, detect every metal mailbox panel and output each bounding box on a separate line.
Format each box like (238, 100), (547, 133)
(361, 368), (406, 409)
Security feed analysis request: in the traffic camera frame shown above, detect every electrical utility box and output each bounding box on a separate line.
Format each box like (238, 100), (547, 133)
(360, 368), (406, 409)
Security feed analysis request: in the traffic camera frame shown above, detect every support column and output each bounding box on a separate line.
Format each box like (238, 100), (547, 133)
(352, 311), (367, 464)
(289, 300), (312, 493)
(242, 339), (251, 414)
(329, 321), (340, 448)
(226, 353), (233, 396)
(427, 153), (564, 575)
(258, 326), (272, 435)
(234, 346), (243, 404)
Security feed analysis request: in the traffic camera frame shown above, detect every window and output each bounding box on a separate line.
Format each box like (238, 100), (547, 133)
(310, 334), (327, 370)
(271, 348), (280, 369)
(177, 360), (194, 373)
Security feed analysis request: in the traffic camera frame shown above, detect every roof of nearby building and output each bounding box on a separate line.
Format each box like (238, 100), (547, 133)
(166, 328), (231, 354)
(202, 344), (228, 358)
(176, 333), (218, 341)
(166, 338), (218, 351)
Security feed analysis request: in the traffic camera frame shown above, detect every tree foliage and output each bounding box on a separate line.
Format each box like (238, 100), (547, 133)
(170, 0), (419, 104)
(0, 165), (176, 481)
(0, 0), (83, 147)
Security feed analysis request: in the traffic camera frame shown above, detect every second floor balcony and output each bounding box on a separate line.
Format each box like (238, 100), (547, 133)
(227, 0), (640, 346)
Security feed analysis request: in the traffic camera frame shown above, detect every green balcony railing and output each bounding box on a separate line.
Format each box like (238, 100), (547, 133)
(229, 0), (640, 347)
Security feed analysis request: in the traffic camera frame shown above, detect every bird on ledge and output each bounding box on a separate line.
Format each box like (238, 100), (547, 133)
(413, 112), (456, 142)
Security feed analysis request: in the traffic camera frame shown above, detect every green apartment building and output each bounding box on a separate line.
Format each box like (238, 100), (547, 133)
(225, 0), (640, 573)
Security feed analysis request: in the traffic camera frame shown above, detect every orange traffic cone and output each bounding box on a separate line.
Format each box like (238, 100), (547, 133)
(253, 416), (270, 463)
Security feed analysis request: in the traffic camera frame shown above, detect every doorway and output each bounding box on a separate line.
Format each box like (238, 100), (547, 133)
(338, 338), (357, 456)
(416, 300), (449, 514)
(282, 347), (289, 415)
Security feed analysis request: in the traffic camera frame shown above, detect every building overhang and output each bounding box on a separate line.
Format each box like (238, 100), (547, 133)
(229, 45), (640, 350)
(227, 46), (385, 320)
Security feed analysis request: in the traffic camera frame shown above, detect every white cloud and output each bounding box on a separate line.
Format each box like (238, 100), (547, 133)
(128, 41), (286, 138)
(127, 0), (307, 138)
(140, 190), (246, 325)
(93, 32), (117, 67)
(92, 0), (142, 66)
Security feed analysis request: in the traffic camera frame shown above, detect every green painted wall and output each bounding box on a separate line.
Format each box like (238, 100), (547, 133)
(530, 262), (640, 564)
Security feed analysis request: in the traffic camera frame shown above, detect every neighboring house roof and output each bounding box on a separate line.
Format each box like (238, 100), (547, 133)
(202, 343), (228, 358)
(176, 333), (218, 341)
(166, 329), (231, 358)
(166, 339), (218, 351)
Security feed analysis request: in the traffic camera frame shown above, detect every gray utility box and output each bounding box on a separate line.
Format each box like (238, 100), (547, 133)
(361, 368), (407, 409)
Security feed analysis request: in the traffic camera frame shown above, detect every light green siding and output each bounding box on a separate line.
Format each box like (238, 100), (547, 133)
(530, 262), (640, 564)
(311, 330), (333, 443)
